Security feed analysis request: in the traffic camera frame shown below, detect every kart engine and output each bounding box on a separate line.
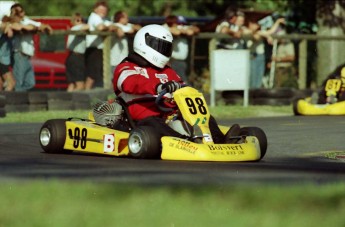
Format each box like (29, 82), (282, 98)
(92, 101), (123, 127)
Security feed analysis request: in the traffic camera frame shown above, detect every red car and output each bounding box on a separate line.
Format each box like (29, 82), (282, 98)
(31, 57), (67, 89)
(31, 17), (71, 90)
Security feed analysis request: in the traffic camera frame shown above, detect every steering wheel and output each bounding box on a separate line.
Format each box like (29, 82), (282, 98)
(155, 85), (187, 112)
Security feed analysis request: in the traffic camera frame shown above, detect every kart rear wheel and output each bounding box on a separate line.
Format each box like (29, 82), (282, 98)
(239, 127), (267, 160)
(292, 98), (302, 116)
(39, 119), (72, 154)
(128, 126), (161, 159)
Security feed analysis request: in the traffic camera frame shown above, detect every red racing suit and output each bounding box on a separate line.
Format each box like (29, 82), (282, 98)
(113, 56), (183, 121)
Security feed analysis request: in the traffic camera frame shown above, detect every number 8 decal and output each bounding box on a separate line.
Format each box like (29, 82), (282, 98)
(81, 128), (87, 149)
(185, 97), (207, 115)
(196, 98), (207, 114)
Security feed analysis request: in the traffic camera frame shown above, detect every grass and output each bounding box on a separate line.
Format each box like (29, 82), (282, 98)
(0, 105), (293, 123)
(0, 182), (345, 227)
(210, 105), (293, 119)
(2, 106), (343, 227)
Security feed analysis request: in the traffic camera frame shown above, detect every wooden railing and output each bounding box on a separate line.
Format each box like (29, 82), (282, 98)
(49, 30), (345, 89)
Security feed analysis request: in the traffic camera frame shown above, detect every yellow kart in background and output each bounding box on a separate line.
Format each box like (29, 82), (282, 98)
(293, 98), (345, 115)
(39, 87), (267, 162)
(293, 79), (345, 115)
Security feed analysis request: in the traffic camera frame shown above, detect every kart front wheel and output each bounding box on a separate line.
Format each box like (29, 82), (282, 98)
(128, 126), (161, 159)
(39, 119), (72, 154)
(239, 127), (267, 160)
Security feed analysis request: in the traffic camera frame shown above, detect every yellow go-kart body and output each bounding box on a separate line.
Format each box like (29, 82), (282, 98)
(294, 98), (345, 115)
(294, 79), (345, 115)
(39, 87), (265, 161)
(64, 120), (130, 156)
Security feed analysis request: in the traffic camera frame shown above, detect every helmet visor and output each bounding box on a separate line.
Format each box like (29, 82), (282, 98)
(145, 33), (172, 57)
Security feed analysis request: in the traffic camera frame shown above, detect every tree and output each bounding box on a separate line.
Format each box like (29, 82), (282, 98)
(316, 0), (345, 84)
(18, 0), (287, 17)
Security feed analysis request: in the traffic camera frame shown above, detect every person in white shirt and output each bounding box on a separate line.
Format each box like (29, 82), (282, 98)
(254, 17), (296, 88)
(85, 0), (112, 90)
(163, 15), (199, 83)
(65, 13), (89, 92)
(10, 3), (52, 91)
(271, 29), (296, 88)
(110, 10), (141, 76)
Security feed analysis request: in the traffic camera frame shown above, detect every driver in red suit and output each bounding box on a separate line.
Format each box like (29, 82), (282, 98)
(113, 24), (238, 143)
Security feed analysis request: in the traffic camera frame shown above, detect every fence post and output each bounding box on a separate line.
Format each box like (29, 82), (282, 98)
(103, 35), (112, 89)
(269, 39), (278, 88)
(298, 39), (307, 89)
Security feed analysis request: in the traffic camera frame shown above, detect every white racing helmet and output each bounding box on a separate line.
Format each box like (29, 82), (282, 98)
(133, 24), (173, 68)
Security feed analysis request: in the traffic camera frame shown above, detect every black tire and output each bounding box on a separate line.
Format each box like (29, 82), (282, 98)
(5, 104), (30, 112)
(292, 98), (302, 116)
(224, 98), (244, 105)
(39, 119), (72, 154)
(239, 127), (267, 160)
(251, 88), (296, 99)
(47, 92), (73, 101)
(250, 98), (291, 106)
(293, 89), (314, 99)
(74, 102), (91, 110)
(72, 93), (90, 102)
(128, 126), (161, 159)
(28, 92), (48, 104)
(48, 100), (74, 110)
(0, 91), (29, 104)
(29, 104), (48, 112)
(222, 91), (245, 99)
(87, 89), (113, 102)
(0, 108), (6, 118)
(0, 95), (5, 108)
(222, 91), (244, 105)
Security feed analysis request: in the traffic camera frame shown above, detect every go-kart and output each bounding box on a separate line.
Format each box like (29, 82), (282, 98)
(293, 97), (345, 115)
(39, 86), (267, 161)
(293, 79), (345, 115)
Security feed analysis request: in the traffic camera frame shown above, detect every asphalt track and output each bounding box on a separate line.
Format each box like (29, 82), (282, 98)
(1, 116), (345, 185)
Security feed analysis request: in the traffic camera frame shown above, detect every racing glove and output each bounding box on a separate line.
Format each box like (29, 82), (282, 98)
(156, 81), (181, 94)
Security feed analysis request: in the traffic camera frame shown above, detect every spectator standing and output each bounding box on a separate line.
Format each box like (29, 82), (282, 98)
(10, 3), (53, 91)
(0, 17), (17, 91)
(163, 15), (199, 83)
(65, 13), (89, 92)
(85, 0), (112, 90)
(243, 19), (266, 89)
(243, 17), (288, 88)
(255, 17), (294, 88)
(110, 10), (141, 75)
(215, 9), (246, 50)
(271, 29), (297, 88)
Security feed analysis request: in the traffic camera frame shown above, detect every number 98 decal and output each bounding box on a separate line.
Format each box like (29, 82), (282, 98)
(69, 127), (87, 149)
(185, 97), (207, 115)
